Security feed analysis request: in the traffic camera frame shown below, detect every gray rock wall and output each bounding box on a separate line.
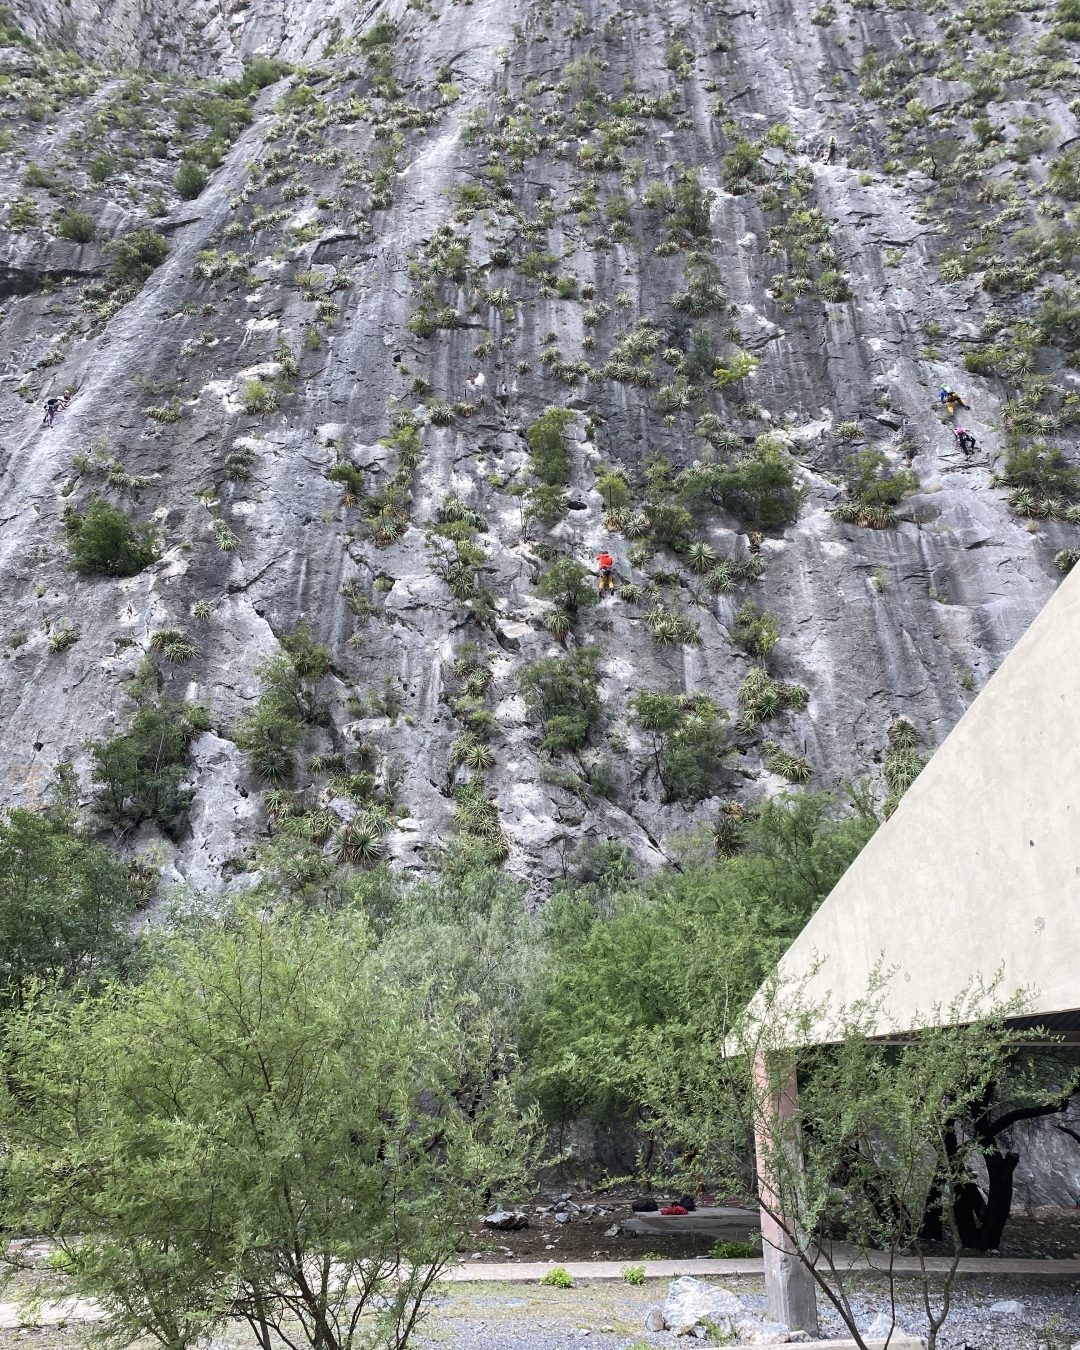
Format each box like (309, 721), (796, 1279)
(1, 0), (1076, 897)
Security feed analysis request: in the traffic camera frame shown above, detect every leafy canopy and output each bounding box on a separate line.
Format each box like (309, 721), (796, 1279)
(520, 790), (878, 1129)
(0, 780), (136, 1008)
(0, 902), (535, 1350)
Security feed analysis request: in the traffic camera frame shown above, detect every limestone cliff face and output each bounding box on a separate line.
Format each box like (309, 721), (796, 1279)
(1, 0), (1077, 893)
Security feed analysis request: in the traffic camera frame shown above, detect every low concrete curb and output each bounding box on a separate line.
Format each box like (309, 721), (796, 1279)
(794, 1342), (925, 1349)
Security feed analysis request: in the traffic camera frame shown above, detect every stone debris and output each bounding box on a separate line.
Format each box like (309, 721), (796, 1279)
(483, 1209), (529, 1231)
(658, 1276), (744, 1335)
(651, 1277), (817, 1342)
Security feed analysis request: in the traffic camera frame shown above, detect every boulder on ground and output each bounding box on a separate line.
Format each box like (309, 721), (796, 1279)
(482, 1209), (528, 1231)
(659, 1277), (744, 1336)
(734, 1317), (809, 1343)
(863, 1311), (913, 1339)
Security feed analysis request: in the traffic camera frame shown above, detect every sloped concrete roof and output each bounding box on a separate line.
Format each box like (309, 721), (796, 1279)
(768, 567), (1080, 1041)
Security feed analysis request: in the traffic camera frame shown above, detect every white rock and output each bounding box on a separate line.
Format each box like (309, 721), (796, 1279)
(661, 1277), (743, 1336)
(990, 1299), (1024, 1314)
(864, 1311), (912, 1338)
(735, 1317), (799, 1343)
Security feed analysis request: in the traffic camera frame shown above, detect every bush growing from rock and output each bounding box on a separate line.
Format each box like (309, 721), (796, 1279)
(842, 448), (917, 506)
(520, 648), (602, 752)
(176, 159), (208, 200)
(242, 378), (278, 415)
(107, 229), (169, 286)
(630, 691), (729, 802)
(998, 443), (1079, 499)
(730, 600), (780, 660)
(64, 498), (158, 577)
(234, 625), (331, 783)
(537, 558), (597, 616)
(677, 436), (804, 527)
(54, 208), (95, 242)
(90, 688), (208, 837)
(526, 407), (575, 485)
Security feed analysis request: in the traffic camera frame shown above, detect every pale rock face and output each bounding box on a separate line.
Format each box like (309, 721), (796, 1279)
(0, 0), (1075, 910)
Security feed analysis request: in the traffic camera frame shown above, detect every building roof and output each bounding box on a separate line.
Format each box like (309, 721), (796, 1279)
(760, 567), (1080, 1043)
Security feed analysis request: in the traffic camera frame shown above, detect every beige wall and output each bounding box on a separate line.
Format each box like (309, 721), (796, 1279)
(771, 568), (1080, 1039)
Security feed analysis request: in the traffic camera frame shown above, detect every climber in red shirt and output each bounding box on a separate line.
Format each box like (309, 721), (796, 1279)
(597, 549), (615, 595)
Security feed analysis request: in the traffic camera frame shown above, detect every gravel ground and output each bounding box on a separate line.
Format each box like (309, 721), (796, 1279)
(412, 1275), (1080, 1350)
(1, 1272), (1076, 1350)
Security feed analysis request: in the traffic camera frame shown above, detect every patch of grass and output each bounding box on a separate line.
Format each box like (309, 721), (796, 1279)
(708, 1237), (761, 1259)
(541, 1266), (574, 1289)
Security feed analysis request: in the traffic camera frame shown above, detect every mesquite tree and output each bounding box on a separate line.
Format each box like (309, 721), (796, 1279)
(0, 903), (536, 1350)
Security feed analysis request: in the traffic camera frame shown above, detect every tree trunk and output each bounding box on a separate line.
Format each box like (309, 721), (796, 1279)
(976, 1150), (1018, 1251)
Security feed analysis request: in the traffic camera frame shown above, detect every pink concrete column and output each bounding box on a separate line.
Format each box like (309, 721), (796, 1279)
(753, 1050), (819, 1334)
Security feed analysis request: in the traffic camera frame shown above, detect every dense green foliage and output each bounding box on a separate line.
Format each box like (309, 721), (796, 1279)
(520, 790), (878, 1130)
(235, 624), (332, 779)
(678, 437), (804, 526)
(526, 407), (575, 484)
(536, 557), (598, 615)
(0, 900), (533, 1350)
(106, 229), (169, 286)
(842, 448), (920, 507)
(629, 691), (729, 801)
(519, 648), (603, 751)
(999, 443), (1080, 499)
(64, 498), (158, 576)
(89, 687), (208, 837)
(54, 208), (95, 242)
(0, 783), (136, 1007)
(175, 159), (208, 199)
(730, 600), (780, 660)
